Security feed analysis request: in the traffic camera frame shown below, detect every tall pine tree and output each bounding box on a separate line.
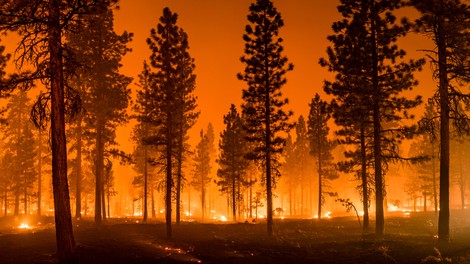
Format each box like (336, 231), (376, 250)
(308, 94), (338, 219)
(321, 0), (424, 235)
(238, 0), (294, 236)
(146, 7), (199, 238)
(67, 8), (133, 224)
(412, 0), (470, 243)
(216, 105), (250, 221)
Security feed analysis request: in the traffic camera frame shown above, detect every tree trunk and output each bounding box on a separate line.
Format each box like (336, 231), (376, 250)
(437, 13), (450, 243)
(175, 144), (182, 224)
(49, 0), (77, 261)
(143, 125), (148, 223)
(94, 123), (103, 224)
(176, 163), (181, 224)
(24, 181), (27, 214)
(432, 141), (438, 216)
(201, 176), (205, 221)
(360, 127), (369, 230)
(107, 188), (110, 217)
(101, 166), (106, 221)
(249, 171), (253, 218)
(38, 128), (42, 216)
(14, 186), (19, 215)
(151, 188), (156, 218)
(317, 109), (323, 220)
(75, 117), (82, 219)
(371, 12), (384, 236)
(232, 175), (236, 222)
(165, 114), (173, 239)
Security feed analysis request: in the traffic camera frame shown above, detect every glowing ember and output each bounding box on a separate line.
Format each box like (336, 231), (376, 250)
(18, 223), (31, 229)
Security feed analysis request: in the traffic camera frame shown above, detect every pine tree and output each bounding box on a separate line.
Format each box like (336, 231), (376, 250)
(216, 105), (250, 221)
(191, 125), (214, 221)
(132, 61), (154, 223)
(308, 94), (338, 219)
(238, 0), (294, 236)
(3, 91), (37, 215)
(67, 8), (133, 224)
(412, 0), (470, 243)
(0, 41), (9, 117)
(0, 1), (119, 261)
(280, 134), (297, 216)
(293, 116), (311, 216)
(146, 7), (199, 238)
(320, 0), (424, 235)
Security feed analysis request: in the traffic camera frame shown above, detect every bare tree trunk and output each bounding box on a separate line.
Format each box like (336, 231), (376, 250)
(165, 114), (173, 239)
(432, 141), (438, 216)
(75, 117), (82, 219)
(38, 128), (42, 216)
(360, 127), (369, 230)
(14, 186), (19, 215)
(49, 0), (77, 261)
(371, 12), (384, 236)
(143, 124), (148, 223)
(175, 148), (182, 224)
(201, 176), (205, 221)
(232, 175), (236, 222)
(151, 188), (156, 218)
(95, 124), (103, 224)
(437, 13), (450, 243)
(249, 171), (253, 218)
(317, 108), (323, 220)
(101, 177), (106, 220)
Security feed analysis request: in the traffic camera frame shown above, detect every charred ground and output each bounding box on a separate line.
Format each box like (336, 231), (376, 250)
(1, 212), (470, 264)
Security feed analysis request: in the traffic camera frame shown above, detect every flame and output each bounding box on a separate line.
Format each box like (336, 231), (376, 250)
(18, 223), (31, 229)
(220, 215), (227, 222)
(325, 212), (332, 219)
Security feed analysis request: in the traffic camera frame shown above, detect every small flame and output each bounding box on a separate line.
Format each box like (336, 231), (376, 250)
(220, 215), (227, 222)
(18, 223), (31, 229)
(325, 212), (332, 219)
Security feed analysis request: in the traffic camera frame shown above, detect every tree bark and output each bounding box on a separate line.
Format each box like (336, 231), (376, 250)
(49, 0), (77, 261)
(38, 128), (42, 216)
(143, 123), (148, 223)
(371, 10), (384, 236)
(165, 113), (173, 239)
(94, 123), (104, 224)
(360, 127), (369, 230)
(437, 13), (450, 243)
(75, 116), (82, 219)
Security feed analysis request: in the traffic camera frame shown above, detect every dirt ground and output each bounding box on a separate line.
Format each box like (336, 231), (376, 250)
(1, 212), (470, 264)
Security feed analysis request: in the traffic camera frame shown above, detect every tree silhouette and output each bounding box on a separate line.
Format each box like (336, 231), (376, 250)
(308, 94), (338, 219)
(238, 0), (294, 236)
(321, 0), (424, 235)
(146, 7), (199, 238)
(216, 105), (250, 221)
(412, 0), (470, 243)
(0, 1), (120, 261)
(192, 126), (214, 220)
(67, 8), (132, 224)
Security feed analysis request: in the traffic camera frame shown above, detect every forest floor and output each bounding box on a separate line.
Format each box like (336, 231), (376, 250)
(1, 212), (470, 263)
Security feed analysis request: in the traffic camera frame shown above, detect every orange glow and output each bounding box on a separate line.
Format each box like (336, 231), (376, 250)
(18, 223), (32, 229)
(0, 0), (436, 220)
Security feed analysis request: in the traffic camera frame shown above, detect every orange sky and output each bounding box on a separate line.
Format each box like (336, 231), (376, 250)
(0, 1), (438, 213)
(111, 0), (434, 150)
(0, 0), (435, 151)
